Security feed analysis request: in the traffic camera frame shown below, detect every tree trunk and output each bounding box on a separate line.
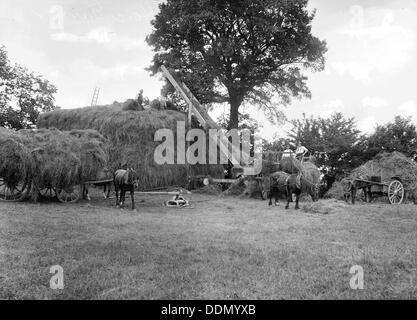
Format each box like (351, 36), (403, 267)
(228, 103), (239, 130)
(228, 94), (243, 130)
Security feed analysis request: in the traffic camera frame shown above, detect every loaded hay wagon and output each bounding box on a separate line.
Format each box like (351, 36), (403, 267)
(0, 178), (83, 203)
(0, 176), (115, 204)
(0, 128), (110, 204)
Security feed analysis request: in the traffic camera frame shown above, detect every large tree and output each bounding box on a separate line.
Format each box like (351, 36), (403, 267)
(287, 112), (364, 177)
(0, 45), (57, 130)
(366, 116), (417, 161)
(146, 0), (327, 129)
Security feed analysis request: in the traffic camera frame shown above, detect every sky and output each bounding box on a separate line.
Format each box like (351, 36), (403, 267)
(1, 0), (417, 140)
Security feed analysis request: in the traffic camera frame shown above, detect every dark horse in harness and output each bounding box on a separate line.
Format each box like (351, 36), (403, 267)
(285, 174), (320, 209)
(262, 171), (290, 206)
(114, 168), (138, 210)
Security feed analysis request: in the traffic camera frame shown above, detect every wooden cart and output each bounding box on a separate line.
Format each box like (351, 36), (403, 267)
(0, 177), (112, 204)
(344, 176), (405, 205)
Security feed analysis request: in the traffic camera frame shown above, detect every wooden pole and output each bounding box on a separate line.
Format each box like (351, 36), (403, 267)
(186, 95), (192, 189)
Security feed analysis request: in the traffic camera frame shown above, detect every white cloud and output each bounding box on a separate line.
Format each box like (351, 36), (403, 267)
(69, 59), (146, 81)
(51, 27), (146, 50)
(358, 116), (377, 134)
(56, 58), (163, 108)
(320, 99), (345, 118)
(331, 61), (372, 81)
(361, 97), (387, 109)
(398, 100), (417, 118)
(330, 5), (416, 82)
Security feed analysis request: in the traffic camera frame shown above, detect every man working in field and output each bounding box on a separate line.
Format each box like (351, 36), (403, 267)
(293, 142), (308, 188)
(295, 142), (309, 162)
(137, 89), (144, 107)
(279, 145), (303, 188)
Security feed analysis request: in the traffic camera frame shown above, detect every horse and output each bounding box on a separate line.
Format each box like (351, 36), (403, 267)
(262, 171), (290, 206)
(344, 179), (372, 204)
(82, 168), (113, 201)
(285, 171), (320, 210)
(114, 168), (138, 210)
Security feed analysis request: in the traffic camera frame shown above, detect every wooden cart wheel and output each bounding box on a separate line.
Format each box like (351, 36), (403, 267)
(0, 177), (30, 202)
(56, 185), (83, 203)
(39, 186), (56, 199)
(388, 180), (404, 205)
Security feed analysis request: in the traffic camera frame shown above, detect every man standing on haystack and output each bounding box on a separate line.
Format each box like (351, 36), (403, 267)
(293, 142), (308, 188)
(295, 142), (309, 162)
(137, 89), (144, 108)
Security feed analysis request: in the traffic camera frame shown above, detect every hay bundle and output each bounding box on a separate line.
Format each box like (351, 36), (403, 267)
(150, 99), (165, 110)
(0, 131), (33, 187)
(223, 177), (246, 196)
(38, 105), (224, 190)
(122, 99), (143, 111)
(302, 199), (349, 215)
(279, 157), (305, 175)
(302, 161), (321, 185)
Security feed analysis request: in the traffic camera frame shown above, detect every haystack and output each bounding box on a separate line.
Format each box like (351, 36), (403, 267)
(38, 104), (224, 190)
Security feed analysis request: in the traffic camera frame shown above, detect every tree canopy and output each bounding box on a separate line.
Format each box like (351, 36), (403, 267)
(146, 0), (327, 129)
(263, 112), (417, 178)
(284, 113), (366, 177)
(0, 45), (57, 130)
(366, 116), (417, 161)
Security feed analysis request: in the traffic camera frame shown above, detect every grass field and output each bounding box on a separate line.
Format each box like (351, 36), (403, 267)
(0, 192), (416, 300)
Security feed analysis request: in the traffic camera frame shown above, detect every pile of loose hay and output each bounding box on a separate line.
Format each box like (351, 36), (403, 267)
(223, 177), (247, 196)
(302, 199), (350, 215)
(324, 180), (346, 200)
(241, 178), (263, 199)
(38, 104), (224, 190)
(0, 127), (108, 200)
(194, 183), (223, 195)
